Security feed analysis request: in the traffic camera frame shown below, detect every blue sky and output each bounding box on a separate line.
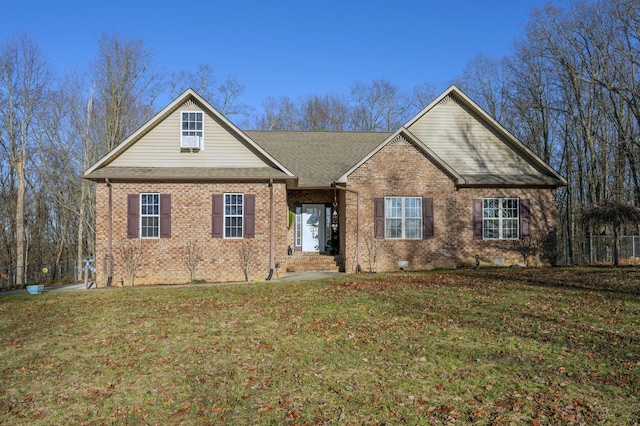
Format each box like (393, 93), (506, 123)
(2, 0), (548, 113)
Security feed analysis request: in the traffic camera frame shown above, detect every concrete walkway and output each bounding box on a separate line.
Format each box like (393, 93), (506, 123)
(0, 272), (344, 296)
(272, 271), (343, 282)
(0, 282), (91, 296)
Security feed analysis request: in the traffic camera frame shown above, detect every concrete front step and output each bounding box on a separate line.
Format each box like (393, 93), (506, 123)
(285, 254), (341, 272)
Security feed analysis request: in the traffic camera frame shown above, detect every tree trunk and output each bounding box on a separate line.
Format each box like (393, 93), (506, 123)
(613, 228), (620, 267)
(77, 178), (86, 280)
(15, 156), (25, 286)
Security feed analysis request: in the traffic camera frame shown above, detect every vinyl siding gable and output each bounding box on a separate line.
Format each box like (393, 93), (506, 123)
(109, 99), (272, 169)
(407, 95), (541, 177)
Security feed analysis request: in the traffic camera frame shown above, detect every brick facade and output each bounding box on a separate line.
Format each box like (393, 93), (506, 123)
(341, 142), (558, 272)
(95, 181), (288, 286)
(93, 143), (558, 285)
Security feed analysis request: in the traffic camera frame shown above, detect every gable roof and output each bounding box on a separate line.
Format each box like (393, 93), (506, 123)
(405, 85), (566, 187)
(83, 89), (294, 181)
(336, 127), (466, 184)
(83, 86), (565, 189)
(246, 131), (391, 187)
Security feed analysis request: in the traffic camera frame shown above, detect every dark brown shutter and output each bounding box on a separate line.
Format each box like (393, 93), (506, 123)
(160, 194), (171, 238)
(212, 194), (224, 238)
(374, 198), (385, 238)
(127, 194), (139, 238)
(244, 194), (255, 238)
(473, 199), (483, 240)
(423, 197), (434, 239)
(520, 198), (531, 239)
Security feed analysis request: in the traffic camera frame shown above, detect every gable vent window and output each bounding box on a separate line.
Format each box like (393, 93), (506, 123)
(181, 111), (203, 150)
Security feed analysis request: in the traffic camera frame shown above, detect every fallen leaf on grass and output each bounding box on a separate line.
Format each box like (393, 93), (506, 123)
(257, 403), (272, 412)
(470, 408), (487, 419)
(286, 409), (301, 419)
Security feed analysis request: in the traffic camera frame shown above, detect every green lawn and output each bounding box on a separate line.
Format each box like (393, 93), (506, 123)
(1, 268), (639, 425)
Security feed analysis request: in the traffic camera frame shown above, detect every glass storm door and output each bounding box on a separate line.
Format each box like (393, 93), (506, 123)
(301, 204), (325, 252)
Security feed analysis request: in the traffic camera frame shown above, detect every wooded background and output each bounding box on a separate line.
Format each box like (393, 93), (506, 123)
(1, 0), (638, 284)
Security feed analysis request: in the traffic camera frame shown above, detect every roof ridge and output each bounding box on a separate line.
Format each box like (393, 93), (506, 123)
(245, 130), (393, 134)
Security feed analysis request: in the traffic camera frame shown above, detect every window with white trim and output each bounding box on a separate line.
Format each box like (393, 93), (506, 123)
(483, 198), (519, 239)
(140, 193), (159, 238)
(181, 111), (203, 149)
(224, 193), (243, 238)
(385, 197), (422, 239)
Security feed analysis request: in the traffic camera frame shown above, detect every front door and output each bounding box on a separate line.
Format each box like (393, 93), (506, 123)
(301, 204), (325, 252)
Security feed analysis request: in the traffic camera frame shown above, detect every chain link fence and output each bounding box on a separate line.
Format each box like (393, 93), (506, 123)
(558, 235), (640, 266)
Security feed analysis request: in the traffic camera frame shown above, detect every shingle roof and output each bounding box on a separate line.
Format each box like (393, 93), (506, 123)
(83, 166), (290, 181)
(246, 131), (392, 186)
(459, 173), (564, 186)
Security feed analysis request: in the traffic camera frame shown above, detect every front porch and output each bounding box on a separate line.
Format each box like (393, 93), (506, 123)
(286, 189), (345, 272)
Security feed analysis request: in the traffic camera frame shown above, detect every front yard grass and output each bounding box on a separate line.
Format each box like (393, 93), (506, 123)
(1, 267), (639, 424)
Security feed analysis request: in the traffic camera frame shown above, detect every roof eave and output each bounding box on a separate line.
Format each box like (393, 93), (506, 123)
(82, 174), (297, 183)
(456, 181), (566, 189)
(289, 184), (336, 190)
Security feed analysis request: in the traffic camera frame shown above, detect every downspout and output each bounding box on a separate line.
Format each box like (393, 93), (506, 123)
(332, 183), (361, 273)
(106, 178), (113, 287)
(265, 179), (275, 280)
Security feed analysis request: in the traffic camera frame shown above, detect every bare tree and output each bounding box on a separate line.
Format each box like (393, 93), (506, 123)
(238, 240), (256, 282)
(455, 53), (512, 125)
(409, 82), (438, 112)
(67, 74), (98, 276)
(117, 238), (145, 286)
(350, 78), (410, 131)
(0, 33), (51, 286)
(298, 94), (350, 131)
(257, 96), (300, 130)
(363, 228), (380, 273)
(91, 32), (161, 155)
(167, 63), (252, 117)
(183, 240), (203, 282)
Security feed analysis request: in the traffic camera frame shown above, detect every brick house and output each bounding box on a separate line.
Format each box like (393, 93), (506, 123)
(83, 86), (566, 285)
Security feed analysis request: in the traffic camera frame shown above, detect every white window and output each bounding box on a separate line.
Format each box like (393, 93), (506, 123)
(483, 198), (519, 239)
(181, 111), (203, 149)
(225, 193), (243, 238)
(140, 193), (159, 238)
(385, 197), (422, 239)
